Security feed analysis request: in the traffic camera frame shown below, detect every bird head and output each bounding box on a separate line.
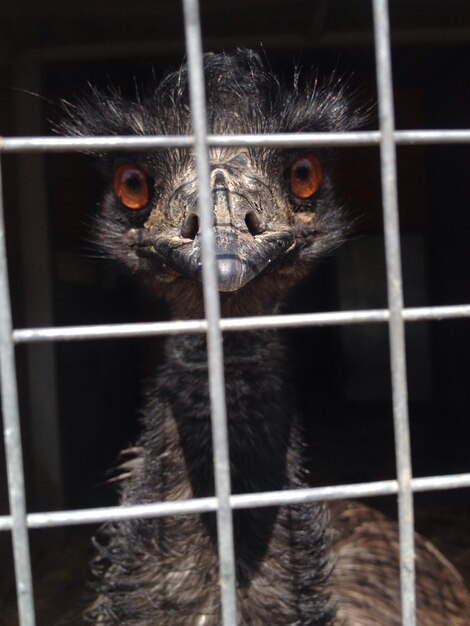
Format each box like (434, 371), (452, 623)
(59, 49), (364, 313)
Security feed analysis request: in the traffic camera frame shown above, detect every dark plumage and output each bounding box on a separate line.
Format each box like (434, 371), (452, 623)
(61, 49), (470, 625)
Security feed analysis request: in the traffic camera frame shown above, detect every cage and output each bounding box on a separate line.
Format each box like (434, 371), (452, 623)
(0, 1), (469, 625)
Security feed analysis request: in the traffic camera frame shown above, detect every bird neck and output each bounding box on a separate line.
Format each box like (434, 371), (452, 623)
(136, 327), (332, 624)
(158, 328), (301, 496)
(125, 316), (332, 625)
(162, 276), (288, 321)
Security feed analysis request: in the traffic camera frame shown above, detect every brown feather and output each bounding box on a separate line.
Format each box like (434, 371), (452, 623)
(329, 501), (470, 625)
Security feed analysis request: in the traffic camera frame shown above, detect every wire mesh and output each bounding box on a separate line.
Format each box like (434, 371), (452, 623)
(0, 0), (469, 625)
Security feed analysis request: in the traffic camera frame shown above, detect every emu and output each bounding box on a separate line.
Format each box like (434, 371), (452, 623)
(61, 49), (470, 625)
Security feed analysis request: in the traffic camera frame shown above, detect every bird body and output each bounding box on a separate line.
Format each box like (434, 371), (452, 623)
(86, 329), (333, 625)
(330, 501), (470, 625)
(61, 49), (470, 625)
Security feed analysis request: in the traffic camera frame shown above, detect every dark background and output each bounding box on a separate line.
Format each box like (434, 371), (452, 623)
(0, 1), (469, 623)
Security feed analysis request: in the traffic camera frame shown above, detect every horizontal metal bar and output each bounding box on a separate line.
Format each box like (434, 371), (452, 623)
(1, 129), (470, 153)
(395, 130), (470, 145)
(13, 319), (208, 342)
(1, 472), (469, 532)
(12, 304), (470, 344)
(235, 473), (470, 506)
(0, 135), (193, 152)
(400, 304), (470, 321)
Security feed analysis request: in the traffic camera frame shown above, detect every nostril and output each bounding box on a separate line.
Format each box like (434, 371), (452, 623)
(181, 214), (199, 240)
(245, 211), (263, 236)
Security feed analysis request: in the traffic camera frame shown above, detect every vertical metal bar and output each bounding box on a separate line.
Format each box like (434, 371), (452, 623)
(181, 1), (238, 625)
(372, 1), (416, 624)
(0, 157), (36, 626)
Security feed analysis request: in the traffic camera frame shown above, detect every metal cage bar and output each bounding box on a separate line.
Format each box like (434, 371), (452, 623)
(1, 471), (470, 533)
(0, 158), (36, 625)
(8, 303), (470, 344)
(181, 0), (238, 624)
(0, 0), (469, 625)
(2, 128), (470, 153)
(372, 0), (416, 623)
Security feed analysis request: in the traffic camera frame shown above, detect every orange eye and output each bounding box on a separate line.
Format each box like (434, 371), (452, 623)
(113, 164), (150, 210)
(290, 154), (322, 200)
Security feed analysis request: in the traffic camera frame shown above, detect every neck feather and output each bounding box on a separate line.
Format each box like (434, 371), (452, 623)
(98, 294), (334, 626)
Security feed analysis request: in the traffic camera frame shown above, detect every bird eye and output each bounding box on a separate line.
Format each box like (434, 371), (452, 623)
(289, 154), (323, 200)
(113, 164), (150, 210)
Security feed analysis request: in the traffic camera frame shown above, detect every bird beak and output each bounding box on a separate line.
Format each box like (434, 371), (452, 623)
(152, 223), (295, 293)
(207, 224), (294, 292)
(150, 171), (296, 292)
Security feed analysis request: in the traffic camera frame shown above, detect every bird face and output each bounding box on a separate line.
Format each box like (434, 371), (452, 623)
(113, 149), (320, 292)
(102, 145), (330, 297)
(61, 50), (363, 306)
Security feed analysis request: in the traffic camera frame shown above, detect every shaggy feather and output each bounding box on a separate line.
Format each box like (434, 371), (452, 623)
(59, 50), (470, 625)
